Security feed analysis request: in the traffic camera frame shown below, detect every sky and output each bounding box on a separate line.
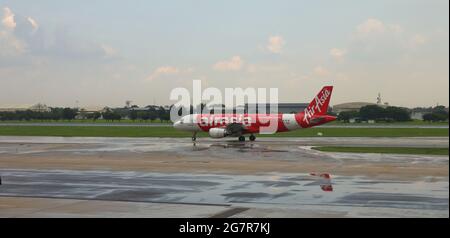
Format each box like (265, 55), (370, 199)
(0, 0), (448, 108)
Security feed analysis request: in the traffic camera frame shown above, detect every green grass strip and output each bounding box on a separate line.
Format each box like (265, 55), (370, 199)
(0, 126), (448, 138)
(312, 146), (449, 155)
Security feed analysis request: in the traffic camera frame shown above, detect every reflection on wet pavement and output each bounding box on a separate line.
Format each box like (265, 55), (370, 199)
(310, 172), (333, 192)
(0, 136), (448, 217)
(0, 169), (447, 215)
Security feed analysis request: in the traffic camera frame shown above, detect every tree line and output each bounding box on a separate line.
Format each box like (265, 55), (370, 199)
(337, 105), (448, 122)
(127, 107), (170, 122)
(2, 104), (447, 123)
(0, 108), (79, 121)
(336, 105), (409, 122)
(0, 106), (172, 122)
(422, 106), (449, 122)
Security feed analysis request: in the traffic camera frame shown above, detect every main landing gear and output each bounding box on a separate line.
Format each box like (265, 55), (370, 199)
(238, 134), (256, 142)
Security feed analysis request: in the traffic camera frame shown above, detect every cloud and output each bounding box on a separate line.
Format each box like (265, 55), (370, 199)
(27, 17), (39, 31)
(246, 63), (286, 74)
(0, 8), (28, 61)
(388, 24), (403, 34)
(155, 66), (179, 74)
(0, 30), (26, 56)
(2, 7), (16, 30)
(0, 7), (25, 58)
(100, 44), (118, 58)
(0, 7), (121, 65)
(350, 18), (428, 60)
(355, 18), (404, 39)
(330, 48), (347, 61)
(213, 56), (244, 71)
(356, 18), (385, 35)
(349, 18), (433, 64)
(148, 66), (180, 80)
(313, 66), (330, 77)
(267, 35), (285, 54)
(408, 34), (427, 48)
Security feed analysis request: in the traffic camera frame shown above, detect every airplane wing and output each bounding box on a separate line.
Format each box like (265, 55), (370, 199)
(225, 123), (246, 136)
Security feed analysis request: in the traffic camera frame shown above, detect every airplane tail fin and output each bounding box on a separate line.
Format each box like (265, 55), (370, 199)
(304, 86), (333, 116)
(295, 86), (334, 127)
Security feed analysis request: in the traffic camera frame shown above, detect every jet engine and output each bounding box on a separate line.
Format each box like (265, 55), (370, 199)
(208, 128), (229, 138)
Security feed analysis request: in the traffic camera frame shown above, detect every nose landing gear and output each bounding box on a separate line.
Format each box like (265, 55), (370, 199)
(192, 132), (197, 142)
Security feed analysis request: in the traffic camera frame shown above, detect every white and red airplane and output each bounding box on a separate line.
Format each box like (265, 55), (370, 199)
(173, 86), (336, 141)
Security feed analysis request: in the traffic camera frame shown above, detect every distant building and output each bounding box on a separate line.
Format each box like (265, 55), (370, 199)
(0, 107), (28, 112)
(197, 103), (311, 114)
(80, 106), (107, 113)
(333, 102), (379, 114)
(0, 103), (49, 112)
(29, 103), (51, 112)
(128, 107), (150, 111)
(334, 93), (391, 114)
(75, 106), (107, 119)
(245, 103), (310, 114)
(410, 107), (433, 120)
(145, 105), (170, 111)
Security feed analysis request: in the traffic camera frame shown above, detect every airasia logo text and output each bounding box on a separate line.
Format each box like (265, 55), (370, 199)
(302, 89), (330, 125)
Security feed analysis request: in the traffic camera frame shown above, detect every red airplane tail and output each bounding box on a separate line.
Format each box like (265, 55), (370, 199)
(304, 86), (333, 116)
(297, 86), (334, 126)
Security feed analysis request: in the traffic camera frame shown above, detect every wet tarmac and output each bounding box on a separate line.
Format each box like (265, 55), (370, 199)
(0, 169), (447, 217)
(0, 136), (448, 148)
(0, 136), (448, 217)
(0, 136), (447, 165)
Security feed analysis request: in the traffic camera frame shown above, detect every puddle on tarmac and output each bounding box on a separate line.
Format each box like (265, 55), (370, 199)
(0, 169), (447, 212)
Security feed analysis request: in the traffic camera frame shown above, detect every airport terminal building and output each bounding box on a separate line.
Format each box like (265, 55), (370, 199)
(244, 103), (309, 114)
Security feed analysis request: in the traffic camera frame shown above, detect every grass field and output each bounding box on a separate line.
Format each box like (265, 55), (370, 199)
(0, 126), (447, 137)
(312, 146), (449, 155)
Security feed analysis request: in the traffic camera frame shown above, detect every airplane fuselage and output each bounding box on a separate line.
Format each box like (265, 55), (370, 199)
(173, 86), (336, 140)
(173, 112), (336, 134)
